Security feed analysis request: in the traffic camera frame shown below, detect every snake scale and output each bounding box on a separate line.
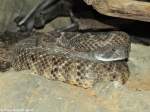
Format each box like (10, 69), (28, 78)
(0, 31), (130, 88)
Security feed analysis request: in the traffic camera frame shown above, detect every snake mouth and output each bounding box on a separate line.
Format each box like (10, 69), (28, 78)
(94, 55), (126, 61)
(94, 48), (128, 61)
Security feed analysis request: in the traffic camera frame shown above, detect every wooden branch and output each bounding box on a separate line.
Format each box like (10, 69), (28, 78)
(83, 0), (150, 22)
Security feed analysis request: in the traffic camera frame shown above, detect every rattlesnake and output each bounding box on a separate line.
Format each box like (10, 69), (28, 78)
(0, 31), (130, 88)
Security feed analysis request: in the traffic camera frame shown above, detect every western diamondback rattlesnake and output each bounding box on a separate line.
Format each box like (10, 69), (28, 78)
(0, 31), (130, 88)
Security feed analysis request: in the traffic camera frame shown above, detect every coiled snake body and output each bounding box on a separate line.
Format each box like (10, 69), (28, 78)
(1, 31), (130, 88)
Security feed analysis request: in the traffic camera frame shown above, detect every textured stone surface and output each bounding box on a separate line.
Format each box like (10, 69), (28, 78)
(126, 44), (150, 91)
(83, 0), (150, 22)
(0, 43), (150, 112)
(0, 0), (40, 32)
(0, 0), (139, 33)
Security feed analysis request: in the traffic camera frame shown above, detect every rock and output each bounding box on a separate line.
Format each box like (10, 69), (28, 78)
(38, 17), (117, 32)
(0, 43), (150, 112)
(0, 0), (136, 32)
(0, 70), (109, 112)
(126, 43), (150, 91)
(0, 0), (40, 32)
(83, 0), (150, 22)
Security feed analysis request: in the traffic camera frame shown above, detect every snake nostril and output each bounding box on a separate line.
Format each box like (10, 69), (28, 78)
(113, 75), (116, 79)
